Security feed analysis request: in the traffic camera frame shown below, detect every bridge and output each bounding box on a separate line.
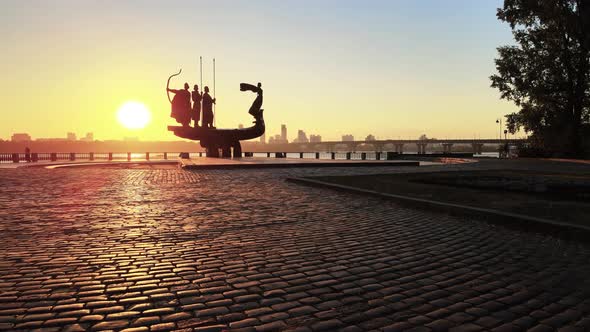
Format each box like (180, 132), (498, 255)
(283, 138), (526, 154)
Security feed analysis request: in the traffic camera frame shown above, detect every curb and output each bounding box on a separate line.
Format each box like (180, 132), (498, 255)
(286, 176), (590, 242)
(181, 160), (420, 170)
(21, 161), (180, 169)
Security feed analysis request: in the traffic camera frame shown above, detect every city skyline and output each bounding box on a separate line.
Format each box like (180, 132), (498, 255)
(5, 120), (522, 144)
(1, 0), (517, 141)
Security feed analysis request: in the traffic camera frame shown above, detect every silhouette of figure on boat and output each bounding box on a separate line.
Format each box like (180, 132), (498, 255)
(167, 82), (192, 127)
(192, 84), (202, 127)
(202, 86), (216, 128)
(241, 82), (263, 120)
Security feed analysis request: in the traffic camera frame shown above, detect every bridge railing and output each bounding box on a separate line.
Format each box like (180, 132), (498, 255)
(242, 151), (400, 160)
(1, 149), (485, 165)
(1, 151), (397, 164)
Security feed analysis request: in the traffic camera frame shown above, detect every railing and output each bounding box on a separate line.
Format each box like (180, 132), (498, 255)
(1, 151), (397, 164)
(0, 152), (194, 164)
(243, 151), (399, 161)
(1, 150), (479, 164)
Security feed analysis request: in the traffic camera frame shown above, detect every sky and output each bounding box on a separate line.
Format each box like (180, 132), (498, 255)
(0, 0), (518, 141)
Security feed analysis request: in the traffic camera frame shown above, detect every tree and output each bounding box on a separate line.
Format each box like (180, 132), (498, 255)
(490, 0), (590, 157)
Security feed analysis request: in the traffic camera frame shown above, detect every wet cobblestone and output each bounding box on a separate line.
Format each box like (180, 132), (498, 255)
(0, 165), (590, 331)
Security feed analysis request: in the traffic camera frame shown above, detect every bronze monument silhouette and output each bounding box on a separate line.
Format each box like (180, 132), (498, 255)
(166, 70), (265, 158)
(166, 70), (192, 127)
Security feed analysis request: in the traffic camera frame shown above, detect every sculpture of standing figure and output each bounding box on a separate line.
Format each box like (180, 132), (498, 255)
(192, 84), (202, 127)
(202, 86), (216, 128)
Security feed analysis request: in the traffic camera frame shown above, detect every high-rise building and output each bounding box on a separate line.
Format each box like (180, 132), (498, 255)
(67, 132), (77, 141)
(11, 133), (32, 142)
(342, 134), (354, 142)
(365, 134), (376, 141)
(80, 132), (94, 142)
(294, 130), (309, 143)
(260, 132), (266, 144)
(268, 134), (284, 144)
(281, 124), (287, 143)
(310, 134), (322, 143)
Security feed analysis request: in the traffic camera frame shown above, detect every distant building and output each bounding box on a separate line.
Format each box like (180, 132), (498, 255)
(342, 134), (354, 142)
(310, 134), (322, 143)
(269, 134), (286, 144)
(80, 132), (94, 142)
(260, 132), (266, 144)
(67, 132), (77, 141)
(36, 138), (67, 142)
(294, 130), (309, 143)
(11, 133), (32, 142)
(124, 137), (139, 142)
(365, 134), (376, 141)
(281, 124), (288, 143)
(267, 126), (288, 144)
(238, 124), (244, 129)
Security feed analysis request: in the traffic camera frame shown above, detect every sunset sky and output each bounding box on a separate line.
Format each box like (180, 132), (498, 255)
(1, 0), (518, 141)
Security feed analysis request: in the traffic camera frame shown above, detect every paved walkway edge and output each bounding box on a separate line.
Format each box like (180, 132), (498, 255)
(8, 160), (181, 169)
(181, 160), (420, 169)
(286, 176), (590, 242)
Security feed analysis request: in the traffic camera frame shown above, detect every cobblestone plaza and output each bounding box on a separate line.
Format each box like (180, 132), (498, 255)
(1, 165), (590, 331)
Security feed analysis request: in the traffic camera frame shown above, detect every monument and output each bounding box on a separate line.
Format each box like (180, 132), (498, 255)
(167, 70), (265, 158)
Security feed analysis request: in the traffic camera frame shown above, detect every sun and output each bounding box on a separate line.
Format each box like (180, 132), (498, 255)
(117, 101), (151, 129)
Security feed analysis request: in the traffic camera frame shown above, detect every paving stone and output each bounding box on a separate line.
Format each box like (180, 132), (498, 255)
(230, 318), (260, 329)
(255, 320), (287, 332)
(192, 325), (228, 332)
(121, 327), (149, 332)
(310, 319), (344, 331)
(149, 322), (176, 331)
(62, 323), (87, 332)
(43, 317), (77, 326)
(288, 306), (318, 317)
(131, 316), (161, 327)
(197, 307), (230, 317)
(91, 319), (129, 330)
(162, 311), (191, 322)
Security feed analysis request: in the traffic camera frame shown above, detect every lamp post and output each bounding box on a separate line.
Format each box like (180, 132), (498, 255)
(496, 118), (503, 158)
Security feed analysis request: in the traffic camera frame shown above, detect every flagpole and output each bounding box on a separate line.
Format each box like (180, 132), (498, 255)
(199, 56), (202, 90)
(213, 58), (217, 127)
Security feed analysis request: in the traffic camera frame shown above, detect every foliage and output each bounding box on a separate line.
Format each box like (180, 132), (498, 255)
(490, 0), (590, 157)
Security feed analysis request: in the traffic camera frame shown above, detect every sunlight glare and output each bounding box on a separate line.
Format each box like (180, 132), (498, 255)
(117, 101), (151, 129)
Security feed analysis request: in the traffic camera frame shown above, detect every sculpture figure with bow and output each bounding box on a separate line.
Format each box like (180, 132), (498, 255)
(166, 69), (191, 127)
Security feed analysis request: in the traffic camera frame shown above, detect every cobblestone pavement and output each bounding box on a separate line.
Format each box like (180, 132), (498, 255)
(1, 163), (590, 332)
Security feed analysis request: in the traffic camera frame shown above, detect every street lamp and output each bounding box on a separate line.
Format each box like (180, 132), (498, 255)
(496, 118), (503, 158)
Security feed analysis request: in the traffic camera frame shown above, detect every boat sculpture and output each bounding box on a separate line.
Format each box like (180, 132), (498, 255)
(168, 82), (265, 158)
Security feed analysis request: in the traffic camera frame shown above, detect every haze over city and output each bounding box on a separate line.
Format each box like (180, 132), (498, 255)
(1, 0), (517, 141)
